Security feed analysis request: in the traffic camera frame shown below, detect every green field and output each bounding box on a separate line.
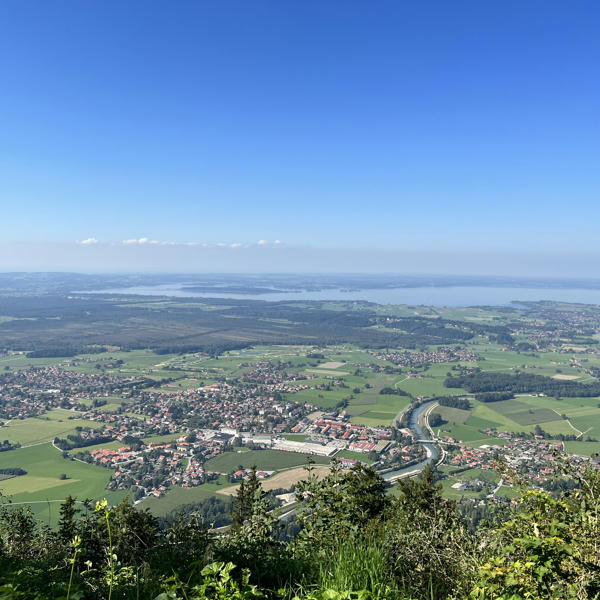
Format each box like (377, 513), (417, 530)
(495, 485), (522, 499)
(563, 441), (600, 456)
(143, 433), (182, 444)
(433, 405), (471, 425)
(75, 439), (131, 453)
(204, 450), (330, 473)
(0, 443), (125, 526)
(439, 466), (499, 500)
(348, 395), (410, 426)
(140, 479), (233, 517)
(334, 450), (373, 464)
(0, 409), (103, 445)
(482, 399), (559, 426)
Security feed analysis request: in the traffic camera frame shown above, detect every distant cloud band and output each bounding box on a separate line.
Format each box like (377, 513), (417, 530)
(75, 237), (283, 248)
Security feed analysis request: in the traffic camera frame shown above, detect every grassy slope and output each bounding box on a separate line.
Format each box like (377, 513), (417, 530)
(0, 443), (125, 526)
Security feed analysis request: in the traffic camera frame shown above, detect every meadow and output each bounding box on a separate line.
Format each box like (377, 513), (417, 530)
(1, 408), (103, 445)
(0, 443), (126, 526)
(431, 391), (600, 445)
(140, 479), (231, 516)
(204, 449), (330, 473)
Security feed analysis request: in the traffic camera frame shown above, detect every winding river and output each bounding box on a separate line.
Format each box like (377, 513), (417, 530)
(382, 400), (440, 481)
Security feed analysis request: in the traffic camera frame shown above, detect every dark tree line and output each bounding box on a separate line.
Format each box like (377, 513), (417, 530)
(434, 396), (471, 410)
(445, 371), (600, 397)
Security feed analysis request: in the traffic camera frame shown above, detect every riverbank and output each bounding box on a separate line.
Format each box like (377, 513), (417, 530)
(383, 399), (442, 482)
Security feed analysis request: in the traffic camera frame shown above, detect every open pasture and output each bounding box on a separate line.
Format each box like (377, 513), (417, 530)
(347, 395), (410, 426)
(76, 439), (131, 453)
(464, 394), (600, 437)
(285, 387), (348, 409)
(485, 399), (559, 426)
(438, 466), (499, 500)
(435, 396), (579, 437)
(317, 361), (346, 370)
(0, 443), (125, 526)
(141, 480), (232, 517)
(0, 352), (72, 370)
(335, 449), (373, 463)
(563, 441), (600, 456)
(400, 365), (468, 397)
(0, 409), (103, 445)
(434, 405), (471, 424)
(437, 421), (498, 444)
(344, 373), (410, 425)
(143, 433), (182, 445)
(204, 449), (330, 473)
(473, 349), (578, 374)
(305, 368), (348, 376)
(569, 413), (600, 438)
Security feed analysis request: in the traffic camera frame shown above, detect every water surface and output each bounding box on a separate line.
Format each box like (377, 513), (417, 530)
(83, 284), (600, 307)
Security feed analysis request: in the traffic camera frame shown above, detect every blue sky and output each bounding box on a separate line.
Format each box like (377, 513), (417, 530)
(1, 1), (599, 273)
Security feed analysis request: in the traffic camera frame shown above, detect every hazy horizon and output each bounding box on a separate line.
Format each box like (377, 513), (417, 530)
(2, 240), (600, 277)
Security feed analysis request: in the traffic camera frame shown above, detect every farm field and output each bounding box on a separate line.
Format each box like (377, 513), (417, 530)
(348, 396), (410, 426)
(433, 405), (471, 424)
(204, 450), (330, 473)
(218, 465), (331, 496)
(0, 443), (126, 526)
(347, 375), (411, 425)
(140, 481), (232, 517)
(563, 441), (600, 456)
(0, 408), (103, 445)
(143, 433), (182, 444)
(432, 391), (600, 443)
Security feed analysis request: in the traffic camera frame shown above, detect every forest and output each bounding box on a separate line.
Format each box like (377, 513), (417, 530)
(0, 293), (513, 357)
(445, 371), (600, 397)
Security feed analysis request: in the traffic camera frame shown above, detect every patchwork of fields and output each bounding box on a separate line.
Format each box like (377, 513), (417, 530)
(3, 321), (600, 520)
(432, 393), (600, 452)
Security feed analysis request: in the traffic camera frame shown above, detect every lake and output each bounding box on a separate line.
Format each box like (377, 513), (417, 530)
(81, 284), (600, 307)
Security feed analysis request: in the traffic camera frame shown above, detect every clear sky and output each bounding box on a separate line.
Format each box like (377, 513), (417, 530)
(1, 1), (599, 274)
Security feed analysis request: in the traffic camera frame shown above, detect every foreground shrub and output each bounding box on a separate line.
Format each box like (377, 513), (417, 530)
(156, 561), (264, 600)
(383, 465), (478, 600)
(471, 465), (600, 599)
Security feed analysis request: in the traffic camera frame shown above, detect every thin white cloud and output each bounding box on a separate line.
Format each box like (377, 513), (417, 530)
(77, 237), (99, 245)
(116, 238), (283, 248)
(122, 237), (151, 245)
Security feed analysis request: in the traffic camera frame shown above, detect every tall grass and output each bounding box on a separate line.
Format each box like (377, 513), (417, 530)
(314, 532), (403, 599)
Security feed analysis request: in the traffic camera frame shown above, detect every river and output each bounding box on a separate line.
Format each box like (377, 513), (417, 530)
(382, 400), (439, 481)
